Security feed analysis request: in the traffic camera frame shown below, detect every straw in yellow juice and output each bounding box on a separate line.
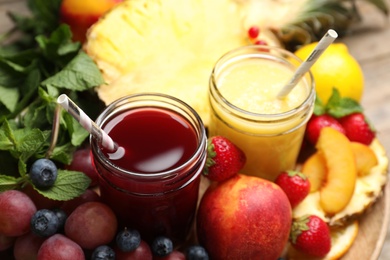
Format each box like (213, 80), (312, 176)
(209, 46), (315, 181)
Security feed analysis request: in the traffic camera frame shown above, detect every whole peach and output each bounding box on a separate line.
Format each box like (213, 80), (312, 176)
(59, 0), (123, 42)
(197, 174), (292, 260)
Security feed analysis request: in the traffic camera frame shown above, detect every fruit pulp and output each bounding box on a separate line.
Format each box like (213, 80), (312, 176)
(93, 107), (203, 244)
(209, 52), (314, 181)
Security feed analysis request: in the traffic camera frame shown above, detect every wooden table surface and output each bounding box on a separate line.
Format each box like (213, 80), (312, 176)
(1, 0), (390, 259)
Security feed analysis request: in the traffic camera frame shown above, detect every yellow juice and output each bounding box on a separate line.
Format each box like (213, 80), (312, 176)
(209, 46), (315, 181)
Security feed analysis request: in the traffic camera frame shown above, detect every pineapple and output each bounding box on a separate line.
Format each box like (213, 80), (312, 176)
(294, 139), (388, 226)
(84, 0), (388, 126)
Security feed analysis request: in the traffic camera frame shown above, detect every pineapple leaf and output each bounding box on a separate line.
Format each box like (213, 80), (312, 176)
(279, 0), (388, 50)
(365, 0), (389, 15)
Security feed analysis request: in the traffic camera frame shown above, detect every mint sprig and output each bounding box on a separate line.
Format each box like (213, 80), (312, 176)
(314, 88), (363, 118)
(0, 170), (91, 201)
(0, 1), (105, 200)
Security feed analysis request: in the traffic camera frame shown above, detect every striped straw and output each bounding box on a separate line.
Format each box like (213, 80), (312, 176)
(277, 29), (338, 99)
(57, 94), (117, 152)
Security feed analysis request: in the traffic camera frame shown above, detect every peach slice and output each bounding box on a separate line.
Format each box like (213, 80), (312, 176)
(301, 152), (327, 192)
(351, 142), (378, 176)
(316, 127), (357, 214)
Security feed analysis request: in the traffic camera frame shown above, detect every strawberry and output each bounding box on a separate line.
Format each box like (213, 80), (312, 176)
(305, 114), (346, 145)
(339, 112), (376, 145)
(275, 170), (310, 208)
(290, 215), (331, 257)
(203, 136), (246, 182)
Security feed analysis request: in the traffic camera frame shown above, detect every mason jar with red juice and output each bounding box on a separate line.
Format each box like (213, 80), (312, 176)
(90, 93), (207, 245)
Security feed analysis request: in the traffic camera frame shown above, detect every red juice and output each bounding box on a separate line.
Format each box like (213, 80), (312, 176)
(102, 108), (198, 174)
(90, 94), (207, 245)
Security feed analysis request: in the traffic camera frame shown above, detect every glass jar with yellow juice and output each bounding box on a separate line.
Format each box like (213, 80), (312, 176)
(209, 45), (315, 181)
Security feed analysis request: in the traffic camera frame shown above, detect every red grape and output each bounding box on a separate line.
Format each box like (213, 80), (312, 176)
(13, 232), (45, 260)
(37, 234), (85, 260)
(22, 184), (63, 210)
(0, 233), (15, 251)
(0, 190), (37, 236)
(65, 147), (99, 186)
(154, 250), (186, 260)
(60, 188), (100, 215)
(65, 201), (118, 250)
(115, 240), (153, 260)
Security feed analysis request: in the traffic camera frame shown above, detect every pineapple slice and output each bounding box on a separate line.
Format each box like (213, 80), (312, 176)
(85, 0), (388, 126)
(294, 138), (388, 226)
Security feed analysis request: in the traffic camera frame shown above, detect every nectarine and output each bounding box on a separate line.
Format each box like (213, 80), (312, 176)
(197, 174), (292, 260)
(60, 0), (123, 42)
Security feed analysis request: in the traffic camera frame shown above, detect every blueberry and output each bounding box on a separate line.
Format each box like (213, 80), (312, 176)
(116, 228), (141, 252)
(186, 245), (209, 260)
(91, 245), (115, 260)
(52, 208), (67, 231)
(30, 209), (60, 237)
(151, 236), (173, 257)
(30, 159), (58, 189)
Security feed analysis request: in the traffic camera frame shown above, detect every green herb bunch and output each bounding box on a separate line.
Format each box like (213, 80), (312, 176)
(0, 0), (105, 200)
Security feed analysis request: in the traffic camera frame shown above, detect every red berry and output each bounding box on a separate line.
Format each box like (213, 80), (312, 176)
(203, 136), (246, 182)
(247, 26), (260, 39)
(339, 113), (375, 145)
(306, 114), (346, 145)
(290, 215), (331, 257)
(275, 170), (310, 208)
(254, 39), (268, 45)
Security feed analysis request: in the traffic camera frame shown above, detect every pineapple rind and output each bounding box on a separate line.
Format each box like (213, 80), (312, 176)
(293, 138), (388, 226)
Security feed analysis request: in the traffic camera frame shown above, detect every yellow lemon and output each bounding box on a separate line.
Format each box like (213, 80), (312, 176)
(295, 42), (364, 104)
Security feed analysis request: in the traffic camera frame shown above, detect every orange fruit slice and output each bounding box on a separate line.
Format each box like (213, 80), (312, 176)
(316, 127), (357, 214)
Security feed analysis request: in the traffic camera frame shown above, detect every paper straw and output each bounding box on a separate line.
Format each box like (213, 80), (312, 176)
(57, 94), (117, 152)
(277, 29), (338, 99)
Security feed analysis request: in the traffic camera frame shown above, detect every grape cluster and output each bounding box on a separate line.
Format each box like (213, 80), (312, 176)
(0, 150), (209, 260)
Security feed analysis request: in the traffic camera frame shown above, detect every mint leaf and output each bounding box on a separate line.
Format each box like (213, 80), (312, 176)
(0, 127), (13, 150)
(313, 96), (326, 115)
(18, 159), (28, 177)
(50, 143), (76, 165)
(0, 86), (19, 113)
(326, 88), (363, 118)
(42, 51), (105, 91)
(36, 24), (80, 62)
(62, 112), (89, 147)
(2, 120), (16, 147)
(0, 175), (21, 192)
(33, 170), (91, 201)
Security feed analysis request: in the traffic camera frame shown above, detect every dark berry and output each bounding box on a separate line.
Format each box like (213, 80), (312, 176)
(91, 245), (116, 260)
(116, 228), (141, 252)
(30, 209), (60, 237)
(186, 245), (209, 260)
(151, 236), (173, 257)
(52, 208), (67, 231)
(30, 159), (58, 189)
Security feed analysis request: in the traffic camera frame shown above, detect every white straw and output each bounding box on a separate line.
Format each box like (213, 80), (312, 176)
(57, 94), (117, 152)
(277, 29), (338, 99)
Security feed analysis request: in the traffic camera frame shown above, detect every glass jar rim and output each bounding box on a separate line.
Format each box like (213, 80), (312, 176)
(210, 45), (315, 120)
(90, 92), (207, 179)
